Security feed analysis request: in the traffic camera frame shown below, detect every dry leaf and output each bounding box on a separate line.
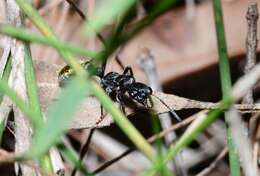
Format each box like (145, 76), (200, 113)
(35, 60), (260, 129)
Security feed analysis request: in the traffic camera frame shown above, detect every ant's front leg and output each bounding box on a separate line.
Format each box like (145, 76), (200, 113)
(95, 105), (107, 125)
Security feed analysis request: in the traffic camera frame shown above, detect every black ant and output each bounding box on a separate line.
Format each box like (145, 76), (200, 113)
(58, 61), (152, 107)
(58, 59), (181, 122)
(99, 66), (152, 108)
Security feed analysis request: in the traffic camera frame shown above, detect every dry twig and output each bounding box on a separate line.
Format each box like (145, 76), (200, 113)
(243, 2), (258, 104)
(196, 147), (228, 176)
(244, 4), (260, 173)
(50, 147), (65, 176)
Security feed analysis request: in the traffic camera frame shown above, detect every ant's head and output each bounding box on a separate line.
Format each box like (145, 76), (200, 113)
(128, 82), (153, 107)
(78, 60), (104, 78)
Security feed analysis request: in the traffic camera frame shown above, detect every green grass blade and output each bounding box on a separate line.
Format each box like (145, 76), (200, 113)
(39, 154), (53, 174)
(24, 44), (42, 121)
(213, 0), (231, 93)
(24, 78), (89, 158)
(212, 0), (241, 175)
(82, 0), (136, 36)
(0, 56), (12, 144)
(150, 111), (172, 176)
(24, 44), (53, 173)
(0, 80), (40, 126)
(0, 121), (5, 145)
(0, 25), (97, 58)
(0, 54), (12, 102)
(226, 127), (241, 175)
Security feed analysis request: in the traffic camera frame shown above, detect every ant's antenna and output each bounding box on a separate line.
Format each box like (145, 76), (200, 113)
(151, 94), (182, 122)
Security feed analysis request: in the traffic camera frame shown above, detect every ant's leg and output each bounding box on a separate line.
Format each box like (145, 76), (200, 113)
(96, 54), (108, 124)
(114, 46), (126, 70)
(71, 100), (98, 176)
(71, 127), (95, 176)
(96, 105), (106, 125)
(119, 101), (126, 115)
(123, 66), (134, 77)
(115, 54), (125, 70)
(99, 59), (107, 77)
(120, 104), (126, 115)
(115, 92), (126, 114)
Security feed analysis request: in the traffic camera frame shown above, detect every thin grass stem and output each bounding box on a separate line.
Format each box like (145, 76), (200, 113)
(212, 0), (241, 175)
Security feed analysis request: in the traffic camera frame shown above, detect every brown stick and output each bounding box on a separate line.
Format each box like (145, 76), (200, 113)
(196, 147), (228, 176)
(243, 4), (260, 175)
(243, 2), (258, 104)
